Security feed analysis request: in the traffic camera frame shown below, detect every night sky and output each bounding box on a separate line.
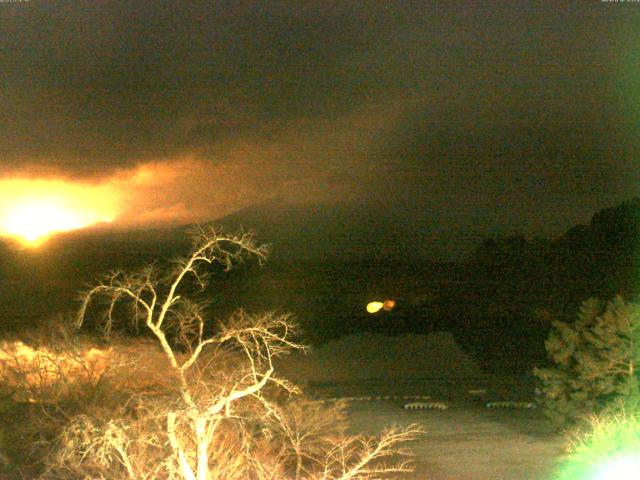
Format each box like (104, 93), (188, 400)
(1, 0), (639, 258)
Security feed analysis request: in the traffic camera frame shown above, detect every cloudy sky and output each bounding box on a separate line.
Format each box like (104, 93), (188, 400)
(1, 0), (639, 255)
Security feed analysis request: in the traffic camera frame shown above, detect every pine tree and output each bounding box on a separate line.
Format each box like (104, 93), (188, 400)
(534, 296), (640, 428)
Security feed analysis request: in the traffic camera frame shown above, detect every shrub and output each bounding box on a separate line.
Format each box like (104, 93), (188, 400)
(534, 296), (640, 428)
(3, 226), (421, 479)
(554, 408), (640, 480)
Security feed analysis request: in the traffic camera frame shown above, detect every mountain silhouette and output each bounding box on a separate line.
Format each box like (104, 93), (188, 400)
(216, 200), (481, 263)
(2, 196), (640, 374)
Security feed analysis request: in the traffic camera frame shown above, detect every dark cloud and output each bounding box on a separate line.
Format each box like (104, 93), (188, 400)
(1, 0), (398, 171)
(1, 0), (639, 237)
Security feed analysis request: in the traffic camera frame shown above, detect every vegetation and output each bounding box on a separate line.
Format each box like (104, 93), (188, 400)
(534, 296), (640, 428)
(554, 409), (640, 480)
(0, 226), (421, 479)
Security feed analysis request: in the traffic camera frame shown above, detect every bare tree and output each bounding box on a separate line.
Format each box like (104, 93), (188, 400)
(60, 225), (422, 480)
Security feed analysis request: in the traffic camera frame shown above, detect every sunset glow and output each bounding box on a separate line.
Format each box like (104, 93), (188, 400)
(0, 178), (120, 246)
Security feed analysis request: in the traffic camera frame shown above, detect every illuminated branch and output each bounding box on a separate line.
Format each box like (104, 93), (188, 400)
(74, 227), (302, 479)
(62, 226), (421, 480)
(315, 424), (423, 480)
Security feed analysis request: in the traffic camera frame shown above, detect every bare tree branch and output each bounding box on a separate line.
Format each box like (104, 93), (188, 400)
(38, 226), (423, 480)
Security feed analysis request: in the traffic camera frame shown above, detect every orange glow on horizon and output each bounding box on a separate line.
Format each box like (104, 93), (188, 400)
(0, 178), (120, 247)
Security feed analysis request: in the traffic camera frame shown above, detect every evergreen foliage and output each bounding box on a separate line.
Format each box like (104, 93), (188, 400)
(534, 296), (640, 428)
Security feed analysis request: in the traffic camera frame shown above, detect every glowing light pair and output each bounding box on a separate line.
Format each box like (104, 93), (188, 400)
(366, 300), (396, 313)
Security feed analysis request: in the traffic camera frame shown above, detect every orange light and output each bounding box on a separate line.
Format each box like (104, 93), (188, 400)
(0, 178), (120, 247)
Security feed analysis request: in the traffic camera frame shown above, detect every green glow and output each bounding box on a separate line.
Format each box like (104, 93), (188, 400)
(554, 411), (640, 480)
(592, 455), (640, 480)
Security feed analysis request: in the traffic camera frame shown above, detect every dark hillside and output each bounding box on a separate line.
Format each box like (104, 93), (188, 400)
(2, 198), (640, 374)
(453, 198), (640, 372)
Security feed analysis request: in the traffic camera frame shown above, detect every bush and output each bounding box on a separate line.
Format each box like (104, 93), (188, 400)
(2, 226), (422, 479)
(534, 296), (640, 428)
(554, 409), (640, 480)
